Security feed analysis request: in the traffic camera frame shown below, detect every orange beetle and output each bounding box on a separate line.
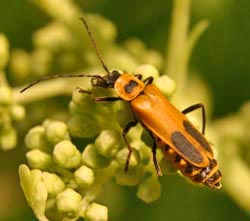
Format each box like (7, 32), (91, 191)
(21, 18), (222, 189)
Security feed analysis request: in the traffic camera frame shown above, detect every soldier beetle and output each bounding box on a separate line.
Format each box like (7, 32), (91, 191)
(21, 18), (222, 189)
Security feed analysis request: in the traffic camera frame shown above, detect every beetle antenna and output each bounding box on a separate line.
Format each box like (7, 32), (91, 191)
(79, 17), (111, 75)
(20, 18), (109, 93)
(20, 73), (102, 93)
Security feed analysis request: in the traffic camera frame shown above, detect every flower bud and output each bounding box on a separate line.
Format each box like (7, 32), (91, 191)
(19, 164), (33, 203)
(0, 127), (17, 150)
(74, 165), (95, 188)
(68, 115), (100, 138)
(43, 120), (70, 144)
(154, 75), (176, 97)
(134, 64), (159, 79)
(115, 165), (144, 186)
(26, 149), (52, 170)
(25, 126), (51, 151)
(42, 172), (65, 197)
(0, 34), (9, 69)
(95, 130), (123, 158)
(115, 147), (140, 168)
(85, 203), (108, 221)
(53, 140), (81, 169)
(116, 104), (134, 129)
(0, 85), (12, 105)
(31, 179), (48, 216)
(82, 144), (110, 169)
(9, 49), (31, 80)
(32, 48), (53, 77)
(56, 188), (81, 219)
(159, 157), (177, 175)
(10, 104), (26, 121)
(137, 176), (161, 203)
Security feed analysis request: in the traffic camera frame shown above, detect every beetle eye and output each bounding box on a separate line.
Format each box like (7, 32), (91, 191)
(111, 70), (121, 79)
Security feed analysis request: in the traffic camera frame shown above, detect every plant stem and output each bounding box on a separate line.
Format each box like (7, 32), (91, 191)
(177, 20), (209, 92)
(165, 0), (190, 80)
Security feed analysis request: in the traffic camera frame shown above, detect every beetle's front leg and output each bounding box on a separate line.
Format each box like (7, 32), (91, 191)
(122, 120), (138, 173)
(77, 87), (121, 102)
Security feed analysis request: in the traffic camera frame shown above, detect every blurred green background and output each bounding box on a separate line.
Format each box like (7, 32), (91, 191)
(0, 0), (250, 220)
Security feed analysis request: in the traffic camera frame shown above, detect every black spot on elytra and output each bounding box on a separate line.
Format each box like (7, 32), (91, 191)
(171, 131), (204, 164)
(183, 120), (213, 154)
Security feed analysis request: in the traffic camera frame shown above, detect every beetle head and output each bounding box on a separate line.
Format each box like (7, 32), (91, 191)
(91, 70), (121, 88)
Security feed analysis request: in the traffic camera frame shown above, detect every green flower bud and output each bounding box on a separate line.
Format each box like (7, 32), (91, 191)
(42, 172), (65, 197)
(104, 48), (138, 72)
(142, 50), (164, 70)
(115, 147), (140, 169)
(45, 198), (64, 221)
(0, 34), (9, 69)
(115, 165), (144, 186)
(85, 203), (108, 221)
(32, 0), (81, 24)
(95, 130), (123, 158)
(53, 140), (81, 169)
(74, 165), (95, 188)
(159, 157), (177, 175)
(26, 149), (52, 170)
(25, 126), (51, 151)
(0, 85), (12, 105)
(19, 164), (33, 203)
(10, 104), (26, 121)
(31, 179), (48, 217)
(0, 127), (17, 150)
(56, 188), (81, 219)
(82, 144), (110, 169)
(19, 166), (48, 220)
(116, 104), (134, 129)
(154, 75), (176, 97)
(136, 176), (161, 203)
(31, 48), (52, 76)
(43, 120), (70, 144)
(71, 89), (95, 114)
(123, 38), (146, 56)
(9, 49), (31, 81)
(134, 64), (159, 79)
(33, 22), (72, 51)
(68, 115), (100, 138)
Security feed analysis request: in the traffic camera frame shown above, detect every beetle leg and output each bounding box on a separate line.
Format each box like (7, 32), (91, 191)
(182, 103), (206, 135)
(134, 74), (143, 80)
(77, 87), (122, 102)
(122, 120), (138, 173)
(152, 140), (163, 176)
(143, 76), (154, 85)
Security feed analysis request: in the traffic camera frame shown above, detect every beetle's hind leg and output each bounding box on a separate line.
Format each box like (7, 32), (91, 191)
(182, 103), (206, 135)
(77, 87), (121, 102)
(152, 140), (163, 176)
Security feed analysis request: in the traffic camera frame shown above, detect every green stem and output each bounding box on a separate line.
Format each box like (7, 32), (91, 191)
(79, 162), (119, 217)
(176, 20), (209, 93)
(165, 0), (190, 80)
